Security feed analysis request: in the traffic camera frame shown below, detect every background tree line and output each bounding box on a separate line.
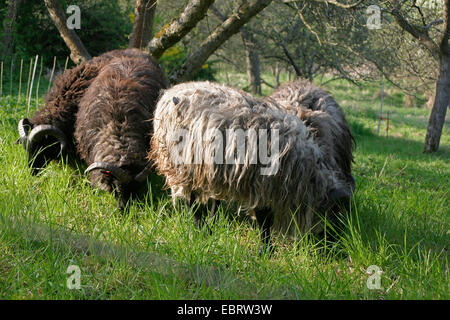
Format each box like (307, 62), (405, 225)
(0, 0), (448, 152)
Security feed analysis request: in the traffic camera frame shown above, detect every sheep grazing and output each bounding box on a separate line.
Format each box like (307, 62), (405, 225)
(16, 49), (168, 208)
(76, 53), (167, 208)
(150, 81), (354, 250)
(16, 49), (167, 174)
(267, 80), (355, 189)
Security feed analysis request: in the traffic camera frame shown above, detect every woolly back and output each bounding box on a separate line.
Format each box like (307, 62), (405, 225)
(31, 49), (168, 154)
(151, 81), (341, 216)
(74, 52), (167, 175)
(268, 80), (355, 175)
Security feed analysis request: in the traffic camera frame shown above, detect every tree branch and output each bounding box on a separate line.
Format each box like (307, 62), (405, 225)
(129, 0), (157, 49)
(169, 0), (273, 84)
(426, 19), (444, 31)
(44, 0), (91, 64)
(389, 6), (440, 60)
(260, 77), (275, 88)
(280, 42), (302, 76)
(147, 0), (215, 59)
(282, 0), (364, 9)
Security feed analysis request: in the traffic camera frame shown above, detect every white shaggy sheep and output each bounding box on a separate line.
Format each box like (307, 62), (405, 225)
(267, 81), (355, 184)
(150, 81), (353, 249)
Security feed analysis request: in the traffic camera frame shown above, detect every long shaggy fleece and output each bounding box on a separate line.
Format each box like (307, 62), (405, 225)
(151, 81), (350, 236)
(30, 49), (167, 152)
(74, 51), (167, 195)
(268, 81), (355, 176)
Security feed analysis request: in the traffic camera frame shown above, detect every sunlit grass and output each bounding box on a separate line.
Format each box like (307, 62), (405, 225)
(0, 76), (448, 299)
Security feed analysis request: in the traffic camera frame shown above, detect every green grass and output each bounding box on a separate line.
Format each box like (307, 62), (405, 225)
(0, 75), (448, 299)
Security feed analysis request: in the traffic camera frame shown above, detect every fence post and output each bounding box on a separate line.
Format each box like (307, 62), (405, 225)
(0, 61), (3, 98)
(9, 55), (15, 97)
(64, 56), (69, 71)
(27, 55), (38, 116)
(377, 81), (384, 135)
(36, 57), (43, 106)
(48, 56), (56, 93)
(25, 58), (32, 100)
(17, 59), (23, 103)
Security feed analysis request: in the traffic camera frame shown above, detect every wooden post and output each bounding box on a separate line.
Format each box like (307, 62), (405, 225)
(47, 56), (56, 92)
(27, 55), (38, 116)
(0, 61), (3, 97)
(10, 55), (14, 96)
(17, 59), (23, 102)
(386, 111), (390, 138)
(64, 56), (69, 71)
(25, 58), (32, 100)
(377, 81), (384, 135)
(36, 57), (43, 106)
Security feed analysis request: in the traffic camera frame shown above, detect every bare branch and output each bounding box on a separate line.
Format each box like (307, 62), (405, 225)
(147, 0), (215, 59)
(389, 7), (440, 60)
(298, 8), (322, 45)
(280, 42), (302, 76)
(426, 19), (444, 31)
(282, 0), (364, 9)
(260, 77), (275, 88)
(212, 52), (241, 69)
(169, 0), (273, 84)
(44, 0), (91, 64)
(209, 4), (226, 21)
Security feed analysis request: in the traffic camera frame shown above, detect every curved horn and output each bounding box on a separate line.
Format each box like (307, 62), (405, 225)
(345, 173), (356, 194)
(28, 124), (68, 156)
(15, 118), (33, 149)
(84, 162), (132, 184)
(134, 162), (153, 183)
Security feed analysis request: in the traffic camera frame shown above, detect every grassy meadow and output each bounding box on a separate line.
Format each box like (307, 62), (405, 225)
(0, 71), (448, 299)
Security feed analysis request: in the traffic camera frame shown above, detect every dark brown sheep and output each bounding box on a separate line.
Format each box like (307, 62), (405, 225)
(17, 49), (167, 173)
(75, 53), (167, 208)
(16, 49), (168, 208)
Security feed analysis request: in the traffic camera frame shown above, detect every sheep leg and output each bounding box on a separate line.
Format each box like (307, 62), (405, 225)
(254, 207), (274, 256)
(188, 194), (212, 232)
(208, 199), (220, 222)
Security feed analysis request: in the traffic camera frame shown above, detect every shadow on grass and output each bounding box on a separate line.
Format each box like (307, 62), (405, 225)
(0, 214), (296, 299)
(350, 128), (449, 258)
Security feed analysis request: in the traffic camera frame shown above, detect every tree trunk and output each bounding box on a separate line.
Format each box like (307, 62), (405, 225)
(241, 29), (262, 95)
(274, 63), (280, 87)
(1, 0), (22, 58)
(147, 0), (215, 59)
(129, 0), (157, 49)
(424, 52), (449, 153)
(210, 5), (261, 95)
(170, 0), (273, 84)
(44, 0), (91, 64)
(281, 43), (302, 77)
(271, 63), (280, 88)
(389, 0), (449, 152)
(423, 0), (449, 153)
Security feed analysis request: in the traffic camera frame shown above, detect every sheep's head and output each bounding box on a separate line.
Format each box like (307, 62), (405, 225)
(15, 118), (68, 174)
(318, 174), (355, 240)
(84, 162), (152, 210)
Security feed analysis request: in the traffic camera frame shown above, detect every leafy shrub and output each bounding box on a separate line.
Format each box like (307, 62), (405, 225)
(159, 45), (216, 81)
(12, 0), (133, 67)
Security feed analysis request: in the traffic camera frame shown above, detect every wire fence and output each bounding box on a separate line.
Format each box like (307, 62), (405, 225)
(0, 55), (70, 113)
